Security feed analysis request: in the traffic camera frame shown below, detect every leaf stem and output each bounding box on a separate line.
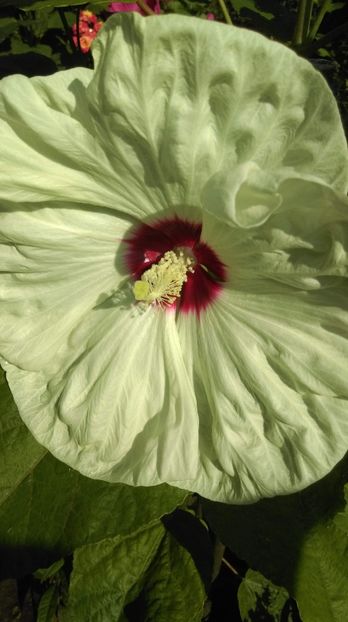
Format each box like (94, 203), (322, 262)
(75, 7), (82, 54)
(309, 0), (330, 41)
(302, 20), (348, 54)
(218, 0), (233, 25)
(293, 0), (314, 45)
(57, 7), (75, 54)
(222, 557), (239, 576)
(136, 0), (156, 15)
(303, 0), (314, 42)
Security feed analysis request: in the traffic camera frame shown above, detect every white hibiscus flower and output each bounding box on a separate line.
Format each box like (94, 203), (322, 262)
(0, 14), (347, 503)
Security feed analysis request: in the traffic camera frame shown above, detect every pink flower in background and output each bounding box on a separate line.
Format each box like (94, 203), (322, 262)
(206, 12), (215, 20)
(72, 10), (104, 53)
(108, 1), (161, 15)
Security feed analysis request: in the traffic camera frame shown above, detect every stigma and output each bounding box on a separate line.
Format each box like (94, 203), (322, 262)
(132, 250), (194, 307)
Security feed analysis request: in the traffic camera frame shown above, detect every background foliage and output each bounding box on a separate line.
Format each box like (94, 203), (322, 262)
(0, 1), (347, 620)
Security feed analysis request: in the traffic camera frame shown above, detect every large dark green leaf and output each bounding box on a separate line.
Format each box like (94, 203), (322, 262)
(203, 455), (348, 622)
(0, 371), (187, 577)
(62, 522), (165, 621)
(142, 529), (205, 621)
(294, 495), (348, 622)
(61, 521), (205, 621)
(0, 369), (45, 506)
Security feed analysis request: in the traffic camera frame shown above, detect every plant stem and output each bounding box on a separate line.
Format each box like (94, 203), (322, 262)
(136, 0), (156, 15)
(222, 557), (239, 576)
(293, 0), (306, 45)
(57, 7), (75, 53)
(293, 0), (314, 45)
(303, 20), (348, 54)
(75, 7), (82, 53)
(218, 0), (233, 25)
(303, 0), (314, 42)
(309, 0), (330, 41)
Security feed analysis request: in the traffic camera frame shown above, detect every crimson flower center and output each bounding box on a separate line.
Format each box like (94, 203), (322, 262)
(125, 216), (227, 315)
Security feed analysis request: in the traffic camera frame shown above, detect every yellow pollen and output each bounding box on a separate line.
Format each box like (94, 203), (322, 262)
(132, 250), (194, 307)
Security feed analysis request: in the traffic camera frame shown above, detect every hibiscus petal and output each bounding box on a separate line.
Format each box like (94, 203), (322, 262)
(0, 202), (130, 370)
(201, 176), (348, 288)
(201, 163), (282, 229)
(3, 304), (199, 485)
(0, 68), (159, 219)
(0, 15), (346, 217)
(88, 12), (347, 215)
(177, 286), (348, 502)
(0, 13), (347, 504)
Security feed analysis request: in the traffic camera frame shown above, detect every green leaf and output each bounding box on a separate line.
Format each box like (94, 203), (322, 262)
(61, 522), (205, 621)
(21, 0), (110, 9)
(333, 484), (348, 536)
(203, 454), (348, 622)
(318, 47), (333, 57)
(326, 2), (345, 13)
(1, 33), (60, 76)
(142, 530), (205, 622)
(165, 0), (206, 15)
(0, 17), (18, 43)
(0, 371), (187, 578)
(162, 507), (213, 593)
(231, 0), (274, 20)
(238, 569), (289, 622)
(34, 558), (65, 582)
(165, 1), (191, 15)
(294, 515), (348, 622)
(89, 1), (110, 12)
(37, 584), (60, 622)
(62, 522), (165, 621)
(18, 9), (51, 39)
(10, 38), (53, 57)
(0, 368), (45, 508)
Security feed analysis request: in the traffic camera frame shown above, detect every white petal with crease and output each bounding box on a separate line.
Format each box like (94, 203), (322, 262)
(4, 304), (199, 485)
(0, 203), (130, 370)
(177, 286), (348, 502)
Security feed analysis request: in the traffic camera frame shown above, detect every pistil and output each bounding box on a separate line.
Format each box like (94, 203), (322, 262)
(132, 250), (194, 307)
